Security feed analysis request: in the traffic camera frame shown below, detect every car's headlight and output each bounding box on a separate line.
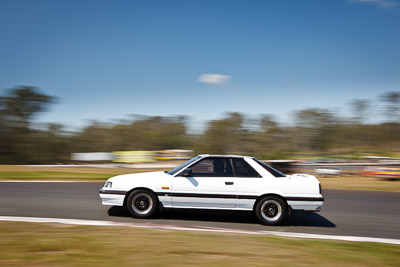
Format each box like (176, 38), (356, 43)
(104, 181), (112, 188)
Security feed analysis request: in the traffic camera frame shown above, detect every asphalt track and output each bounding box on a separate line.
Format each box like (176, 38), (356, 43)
(0, 182), (399, 240)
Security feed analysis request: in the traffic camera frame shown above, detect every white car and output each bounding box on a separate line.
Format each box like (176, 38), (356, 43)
(99, 154), (324, 225)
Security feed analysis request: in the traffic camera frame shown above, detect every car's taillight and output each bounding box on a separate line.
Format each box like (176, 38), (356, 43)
(319, 183), (322, 194)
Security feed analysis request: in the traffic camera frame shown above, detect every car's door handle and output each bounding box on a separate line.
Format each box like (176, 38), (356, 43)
(225, 182), (234, 185)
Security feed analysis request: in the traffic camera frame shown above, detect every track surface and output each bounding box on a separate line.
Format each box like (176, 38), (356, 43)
(0, 182), (399, 239)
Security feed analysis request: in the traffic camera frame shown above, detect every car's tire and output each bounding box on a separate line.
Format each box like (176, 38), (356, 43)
(255, 196), (287, 226)
(126, 189), (159, 218)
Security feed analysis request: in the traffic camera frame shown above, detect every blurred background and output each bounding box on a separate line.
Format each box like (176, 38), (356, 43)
(0, 0), (399, 179)
(0, 85), (399, 180)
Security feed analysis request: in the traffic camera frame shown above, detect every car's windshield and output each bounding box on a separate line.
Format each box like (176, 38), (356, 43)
(167, 155), (201, 175)
(254, 159), (286, 177)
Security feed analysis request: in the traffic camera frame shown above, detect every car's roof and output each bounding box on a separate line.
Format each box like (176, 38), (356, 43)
(198, 154), (253, 159)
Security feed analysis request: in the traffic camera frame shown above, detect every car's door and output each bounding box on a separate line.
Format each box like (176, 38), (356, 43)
(171, 157), (237, 208)
(232, 158), (263, 210)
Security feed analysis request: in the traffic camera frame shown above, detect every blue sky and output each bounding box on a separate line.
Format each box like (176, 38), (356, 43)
(0, 0), (399, 130)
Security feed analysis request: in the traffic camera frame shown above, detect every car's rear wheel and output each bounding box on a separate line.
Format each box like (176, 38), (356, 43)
(126, 189), (158, 218)
(255, 196), (287, 226)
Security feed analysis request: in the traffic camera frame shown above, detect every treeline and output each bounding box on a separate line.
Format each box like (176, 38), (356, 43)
(0, 86), (399, 164)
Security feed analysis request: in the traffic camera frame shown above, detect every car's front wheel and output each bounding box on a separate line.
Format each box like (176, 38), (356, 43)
(255, 196), (287, 226)
(126, 189), (158, 218)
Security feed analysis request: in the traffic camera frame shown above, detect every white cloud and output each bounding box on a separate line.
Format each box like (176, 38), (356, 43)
(352, 0), (399, 8)
(197, 73), (232, 85)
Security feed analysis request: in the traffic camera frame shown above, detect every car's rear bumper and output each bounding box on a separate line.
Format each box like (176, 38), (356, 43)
(287, 199), (324, 212)
(285, 194), (324, 212)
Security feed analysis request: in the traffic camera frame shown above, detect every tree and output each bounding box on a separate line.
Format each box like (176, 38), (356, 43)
(349, 99), (370, 124)
(380, 91), (400, 122)
(199, 112), (244, 154)
(0, 86), (55, 163)
(260, 114), (278, 133)
(0, 86), (55, 128)
(294, 108), (338, 152)
(256, 114), (284, 157)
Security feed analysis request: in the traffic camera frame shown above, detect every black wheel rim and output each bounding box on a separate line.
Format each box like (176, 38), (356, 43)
(135, 196), (150, 211)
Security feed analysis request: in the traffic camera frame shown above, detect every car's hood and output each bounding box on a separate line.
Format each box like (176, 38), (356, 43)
(110, 171), (168, 181)
(107, 171), (171, 190)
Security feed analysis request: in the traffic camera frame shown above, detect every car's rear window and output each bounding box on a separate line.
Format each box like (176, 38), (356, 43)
(232, 158), (261, 178)
(254, 159), (286, 177)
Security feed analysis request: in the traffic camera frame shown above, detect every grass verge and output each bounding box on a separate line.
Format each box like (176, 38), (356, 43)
(318, 176), (400, 191)
(0, 222), (399, 267)
(0, 165), (157, 181)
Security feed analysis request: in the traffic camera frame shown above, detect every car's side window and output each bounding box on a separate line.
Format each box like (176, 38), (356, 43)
(190, 158), (233, 177)
(232, 158), (261, 178)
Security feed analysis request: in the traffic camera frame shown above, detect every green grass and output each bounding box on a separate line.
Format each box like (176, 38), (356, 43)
(0, 222), (399, 267)
(0, 165), (156, 180)
(318, 176), (400, 192)
(0, 171), (114, 180)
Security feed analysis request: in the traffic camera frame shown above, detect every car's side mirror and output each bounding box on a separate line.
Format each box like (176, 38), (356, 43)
(180, 168), (192, 177)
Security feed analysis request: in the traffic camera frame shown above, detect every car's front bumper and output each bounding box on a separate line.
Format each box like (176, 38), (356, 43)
(99, 188), (126, 206)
